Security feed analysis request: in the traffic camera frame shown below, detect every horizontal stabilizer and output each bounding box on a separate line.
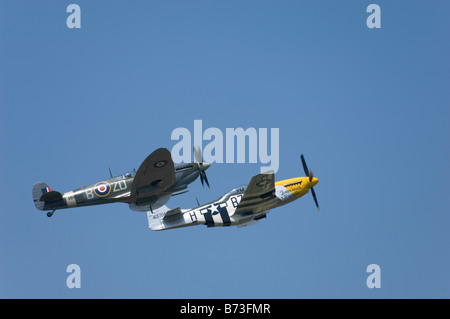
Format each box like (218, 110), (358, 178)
(163, 207), (182, 221)
(40, 191), (63, 202)
(146, 205), (184, 230)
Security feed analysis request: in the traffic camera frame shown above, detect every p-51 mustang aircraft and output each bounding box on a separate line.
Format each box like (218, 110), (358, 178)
(32, 147), (210, 217)
(147, 155), (319, 230)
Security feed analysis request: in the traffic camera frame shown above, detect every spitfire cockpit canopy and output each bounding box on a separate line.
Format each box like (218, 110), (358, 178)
(121, 170), (136, 179)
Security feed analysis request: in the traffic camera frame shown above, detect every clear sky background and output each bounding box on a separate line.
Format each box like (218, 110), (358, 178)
(0, 1), (449, 298)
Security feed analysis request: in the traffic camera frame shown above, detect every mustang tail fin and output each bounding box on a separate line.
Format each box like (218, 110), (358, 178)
(147, 205), (169, 230)
(32, 182), (63, 210)
(146, 205), (182, 231)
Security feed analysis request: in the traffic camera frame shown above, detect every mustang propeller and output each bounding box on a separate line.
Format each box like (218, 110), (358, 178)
(193, 145), (211, 188)
(300, 154), (319, 211)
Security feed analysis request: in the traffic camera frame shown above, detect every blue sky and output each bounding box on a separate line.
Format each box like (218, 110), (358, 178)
(0, 0), (449, 298)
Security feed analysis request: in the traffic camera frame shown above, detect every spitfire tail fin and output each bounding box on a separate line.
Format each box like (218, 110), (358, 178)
(32, 182), (63, 210)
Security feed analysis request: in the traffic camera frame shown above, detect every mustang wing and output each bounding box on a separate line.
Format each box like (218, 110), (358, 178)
(130, 148), (175, 204)
(234, 170), (276, 215)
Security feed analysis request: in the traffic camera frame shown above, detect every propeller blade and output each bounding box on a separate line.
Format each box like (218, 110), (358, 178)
(301, 154), (319, 211)
(193, 145), (211, 188)
(311, 187), (319, 211)
(201, 170), (210, 189)
(301, 154), (314, 181)
(300, 154), (309, 177)
(199, 170), (204, 186)
(193, 145), (203, 163)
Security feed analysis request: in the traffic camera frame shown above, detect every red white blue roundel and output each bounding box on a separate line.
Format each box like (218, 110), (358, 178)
(94, 181), (111, 197)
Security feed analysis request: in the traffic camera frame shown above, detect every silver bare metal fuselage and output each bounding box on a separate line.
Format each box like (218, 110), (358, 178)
(148, 185), (297, 231)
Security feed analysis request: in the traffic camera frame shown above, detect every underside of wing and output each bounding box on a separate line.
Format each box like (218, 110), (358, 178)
(235, 170), (276, 216)
(130, 148), (175, 205)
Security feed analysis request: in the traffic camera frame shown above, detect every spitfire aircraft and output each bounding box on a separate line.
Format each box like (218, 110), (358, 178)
(32, 147), (210, 217)
(147, 155), (319, 230)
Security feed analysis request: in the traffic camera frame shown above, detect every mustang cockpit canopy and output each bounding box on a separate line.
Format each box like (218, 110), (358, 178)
(217, 185), (246, 202)
(227, 185), (246, 195)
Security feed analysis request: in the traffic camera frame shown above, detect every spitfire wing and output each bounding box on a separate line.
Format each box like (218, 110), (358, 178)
(130, 148), (175, 204)
(234, 170), (276, 215)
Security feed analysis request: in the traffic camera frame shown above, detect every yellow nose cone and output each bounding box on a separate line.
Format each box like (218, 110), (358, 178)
(310, 177), (318, 188)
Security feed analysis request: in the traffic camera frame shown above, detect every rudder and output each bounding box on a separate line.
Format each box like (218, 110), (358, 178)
(146, 205), (170, 231)
(32, 182), (62, 210)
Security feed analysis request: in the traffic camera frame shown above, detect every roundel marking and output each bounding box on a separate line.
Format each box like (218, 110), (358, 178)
(153, 160), (168, 168)
(93, 181), (112, 197)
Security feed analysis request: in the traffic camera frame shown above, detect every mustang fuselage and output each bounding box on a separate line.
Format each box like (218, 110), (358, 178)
(148, 175), (319, 230)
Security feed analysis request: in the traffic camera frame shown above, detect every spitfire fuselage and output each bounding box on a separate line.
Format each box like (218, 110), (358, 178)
(34, 163), (205, 213)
